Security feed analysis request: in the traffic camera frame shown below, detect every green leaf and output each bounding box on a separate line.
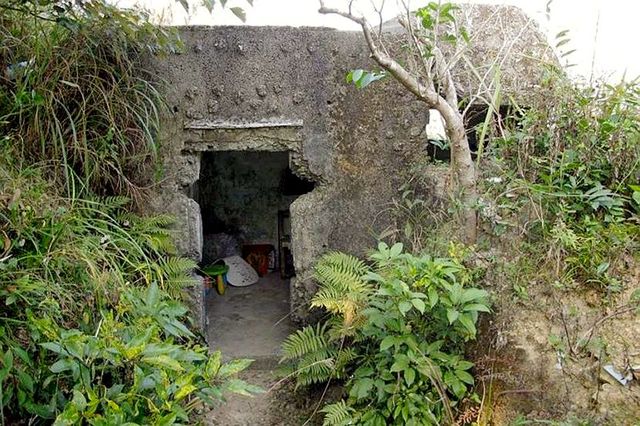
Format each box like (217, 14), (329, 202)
(463, 303), (490, 313)
(50, 359), (74, 374)
(72, 390), (87, 411)
(411, 299), (426, 314)
(460, 288), (488, 304)
(390, 354), (409, 372)
(218, 358), (253, 377)
(399, 301), (412, 316)
(457, 360), (474, 370)
(176, 0), (189, 12)
(427, 287), (439, 308)
(41, 342), (66, 355)
(380, 336), (395, 351)
(458, 314), (477, 336)
(389, 243), (403, 257)
(455, 369), (474, 385)
(142, 355), (185, 372)
(446, 309), (459, 324)
(174, 384), (197, 400)
(350, 377), (374, 400)
(230, 7), (246, 22)
(404, 368), (416, 386)
(145, 282), (160, 307)
(202, 0), (215, 12)
(2, 350), (14, 372)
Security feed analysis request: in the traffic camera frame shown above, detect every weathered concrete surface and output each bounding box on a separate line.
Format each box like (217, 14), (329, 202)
(146, 6), (552, 324)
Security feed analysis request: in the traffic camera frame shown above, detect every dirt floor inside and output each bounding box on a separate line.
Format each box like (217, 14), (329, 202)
(206, 272), (294, 359)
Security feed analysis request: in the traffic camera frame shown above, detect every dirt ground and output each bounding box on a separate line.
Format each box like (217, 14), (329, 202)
(473, 250), (640, 425)
(202, 272), (337, 425)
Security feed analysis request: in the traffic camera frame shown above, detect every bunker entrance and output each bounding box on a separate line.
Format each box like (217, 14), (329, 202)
(195, 150), (314, 357)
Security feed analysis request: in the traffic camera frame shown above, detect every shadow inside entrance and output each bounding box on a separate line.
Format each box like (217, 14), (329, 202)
(205, 272), (293, 360)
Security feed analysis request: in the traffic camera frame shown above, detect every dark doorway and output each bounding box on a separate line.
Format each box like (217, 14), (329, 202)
(194, 150), (314, 357)
(195, 150), (313, 272)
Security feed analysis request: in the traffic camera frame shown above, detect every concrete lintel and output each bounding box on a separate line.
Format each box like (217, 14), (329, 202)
(184, 118), (304, 130)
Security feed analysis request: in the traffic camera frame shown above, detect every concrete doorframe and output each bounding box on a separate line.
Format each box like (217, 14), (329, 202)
(180, 119), (320, 333)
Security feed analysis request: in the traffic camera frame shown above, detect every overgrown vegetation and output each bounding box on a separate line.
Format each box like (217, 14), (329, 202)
(0, 1), (257, 423)
(485, 69), (639, 295)
(280, 244), (490, 425)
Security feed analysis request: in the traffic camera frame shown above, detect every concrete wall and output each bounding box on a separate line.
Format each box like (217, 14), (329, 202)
(146, 7), (552, 326)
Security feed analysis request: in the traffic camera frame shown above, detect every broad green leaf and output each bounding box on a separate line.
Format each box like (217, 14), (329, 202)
(218, 358), (253, 377)
(226, 378), (263, 396)
(460, 288), (488, 304)
(455, 369), (474, 385)
(71, 390), (87, 411)
(411, 299), (426, 314)
(463, 303), (490, 313)
(202, 0), (215, 12)
(389, 243), (403, 257)
(458, 314), (477, 336)
(404, 368), (416, 386)
(390, 354), (409, 372)
(145, 282), (160, 307)
(142, 355), (185, 372)
(350, 377), (374, 400)
(50, 359), (74, 374)
(427, 287), (439, 308)
(446, 309), (459, 324)
(457, 360), (474, 370)
(380, 336), (395, 351)
(399, 301), (412, 316)
(41, 342), (66, 355)
(174, 384), (197, 400)
(230, 7), (246, 22)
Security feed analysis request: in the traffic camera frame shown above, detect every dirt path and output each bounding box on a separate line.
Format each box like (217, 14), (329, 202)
(205, 360), (321, 426)
(202, 273), (324, 425)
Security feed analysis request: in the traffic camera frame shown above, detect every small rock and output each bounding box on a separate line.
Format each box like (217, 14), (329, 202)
(207, 100), (219, 114)
(410, 126), (423, 137)
(185, 108), (204, 120)
(256, 85), (268, 98)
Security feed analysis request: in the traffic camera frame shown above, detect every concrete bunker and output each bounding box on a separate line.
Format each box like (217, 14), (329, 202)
(149, 10), (556, 332)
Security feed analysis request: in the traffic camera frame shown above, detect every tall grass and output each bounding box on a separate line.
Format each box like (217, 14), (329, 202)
(0, 0), (178, 201)
(0, 2), (258, 423)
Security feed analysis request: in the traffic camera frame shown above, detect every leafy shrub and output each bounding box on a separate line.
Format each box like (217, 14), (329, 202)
(0, 161), (258, 423)
(486, 69), (639, 292)
(280, 243), (490, 425)
(0, 3), (260, 422)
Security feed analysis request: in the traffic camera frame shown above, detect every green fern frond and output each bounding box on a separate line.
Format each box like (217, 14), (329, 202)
(311, 252), (371, 330)
(321, 400), (355, 426)
(318, 252), (368, 276)
(142, 214), (176, 228)
(161, 257), (198, 277)
(279, 324), (340, 388)
(281, 323), (330, 360)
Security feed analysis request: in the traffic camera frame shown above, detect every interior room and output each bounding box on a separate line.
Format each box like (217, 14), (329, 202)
(194, 150), (314, 357)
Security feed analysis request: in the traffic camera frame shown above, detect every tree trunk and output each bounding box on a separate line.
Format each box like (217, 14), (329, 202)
(438, 103), (478, 244)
